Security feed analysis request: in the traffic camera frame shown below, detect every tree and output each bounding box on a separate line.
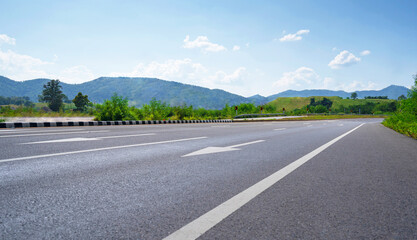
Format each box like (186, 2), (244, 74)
(72, 92), (90, 112)
(351, 92), (358, 100)
(398, 94), (407, 100)
(38, 79), (67, 112)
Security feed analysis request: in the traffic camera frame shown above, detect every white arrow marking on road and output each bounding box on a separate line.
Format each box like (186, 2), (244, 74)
(164, 124), (365, 240)
(182, 140), (264, 157)
(1, 136), (207, 164)
(20, 133), (155, 144)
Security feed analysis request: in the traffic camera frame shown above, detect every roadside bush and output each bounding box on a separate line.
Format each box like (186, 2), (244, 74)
(383, 74), (417, 139)
(95, 93), (133, 121)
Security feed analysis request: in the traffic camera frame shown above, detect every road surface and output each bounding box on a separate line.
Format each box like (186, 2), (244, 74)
(1, 119), (416, 239)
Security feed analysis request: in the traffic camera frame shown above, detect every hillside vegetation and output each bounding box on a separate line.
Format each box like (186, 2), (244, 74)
(269, 96), (396, 114)
(0, 76), (410, 109)
(383, 75), (417, 139)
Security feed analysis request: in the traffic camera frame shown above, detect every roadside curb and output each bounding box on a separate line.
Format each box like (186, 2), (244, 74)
(0, 119), (232, 128)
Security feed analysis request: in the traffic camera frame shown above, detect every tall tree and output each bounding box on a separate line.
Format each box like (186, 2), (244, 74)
(38, 79), (66, 111)
(351, 92), (358, 100)
(72, 92), (90, 112)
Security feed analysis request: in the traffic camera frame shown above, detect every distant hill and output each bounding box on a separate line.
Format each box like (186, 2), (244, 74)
(0, 75), (410, 109)
(0, 76), (253, 109)
(268, 96), (396, 112)
(265, 85), (409, 102)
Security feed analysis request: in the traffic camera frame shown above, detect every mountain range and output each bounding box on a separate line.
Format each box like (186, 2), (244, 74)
(0, 76), (410, 109)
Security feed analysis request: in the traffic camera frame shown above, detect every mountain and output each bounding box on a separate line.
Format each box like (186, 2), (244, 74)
(0, 76), (253, 109)
(0, 76), (410, 109)
(265, 85), (410, 102)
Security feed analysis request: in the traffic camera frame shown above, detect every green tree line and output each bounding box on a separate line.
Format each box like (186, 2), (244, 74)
(94, 94), (277, 121)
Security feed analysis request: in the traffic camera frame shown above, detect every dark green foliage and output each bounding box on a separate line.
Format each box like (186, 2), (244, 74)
(398, 95), (407, 100)
(72, 92), (90, 112)
(307, 97), (333, 112)
(335, 101), (397, 114)
(95, 93), (133, 121)
(383, 74), (417, 139)
(351, 92), (358, 100)
(93, 95), (279, 121)
(0, 96), (33, 106)
(38, 80), (67, 112)
(364, 96), (388, 99)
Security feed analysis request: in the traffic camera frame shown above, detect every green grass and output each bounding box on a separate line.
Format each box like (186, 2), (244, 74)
(268, 96), (395, 111)
(382, 114), (417, 139)
(234, 114), (386, 122)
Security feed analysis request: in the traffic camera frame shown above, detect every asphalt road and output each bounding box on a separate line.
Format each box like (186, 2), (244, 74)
(1, 119), (416, 239)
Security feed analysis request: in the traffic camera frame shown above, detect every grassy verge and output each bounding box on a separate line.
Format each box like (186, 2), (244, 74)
(382, 114), (417, 139)
(235, 114), (387, 122)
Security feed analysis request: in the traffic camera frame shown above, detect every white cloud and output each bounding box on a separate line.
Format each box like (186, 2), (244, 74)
(332, 47), (338, 51)
(279, 29), (310, 42)
(210, 67), (246, 84)
(60, 65), (96, 84)
(109, 58), (208, 84)
(0, 34), (16, 45)
(0, 48), (53, 79)
(232, 45), (240, 51)
(360, 50), (371, 56)
(328, 50), (361, 69)
(337, 81), (378, 92)
(323, 77), (334, 88)
(183, 35), (227, 52)
(108, 58), (247, 94)
(274, 67), (319, 90)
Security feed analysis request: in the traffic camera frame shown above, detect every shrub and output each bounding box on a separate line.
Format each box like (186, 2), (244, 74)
(95, 93), (132, 121)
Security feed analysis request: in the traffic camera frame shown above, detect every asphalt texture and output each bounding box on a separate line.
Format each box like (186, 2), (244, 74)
(0, 119), (416, 239)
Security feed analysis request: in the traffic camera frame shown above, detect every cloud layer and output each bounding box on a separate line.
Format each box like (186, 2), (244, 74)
(279, 29), (310, 42)
(328, 50), (361, 69)
(0, 34), (16, 45)
(183, 35), (226, 52)
(274, 67), (319, 90)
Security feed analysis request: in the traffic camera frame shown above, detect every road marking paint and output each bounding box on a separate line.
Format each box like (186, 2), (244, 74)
(303, 122), (311, 125)
(0, 130), (109, 138)
(338, 124), (344, 126)
(20, 133), (156, 144)
(22, 137), (100, 144)
(210, 126), (230, 128)
(274, 128), (286, 131)
(96, 133), (155, 139)
(0, 128), (84, 134)
(164, 123), (364, 240)
(0, 136), (207, 164)
(307, 125), (313, 127)
(182, 140), (264, 157)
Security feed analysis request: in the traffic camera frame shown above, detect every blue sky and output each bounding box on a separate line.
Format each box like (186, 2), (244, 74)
(0, 0), (416, 97)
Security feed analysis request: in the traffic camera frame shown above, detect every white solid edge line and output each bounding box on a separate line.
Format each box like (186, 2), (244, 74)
(0, 136), (207, 164)
(163, 123), (365, 240)
(274, 128), (286, 131)
(0, 130), (109, 138)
